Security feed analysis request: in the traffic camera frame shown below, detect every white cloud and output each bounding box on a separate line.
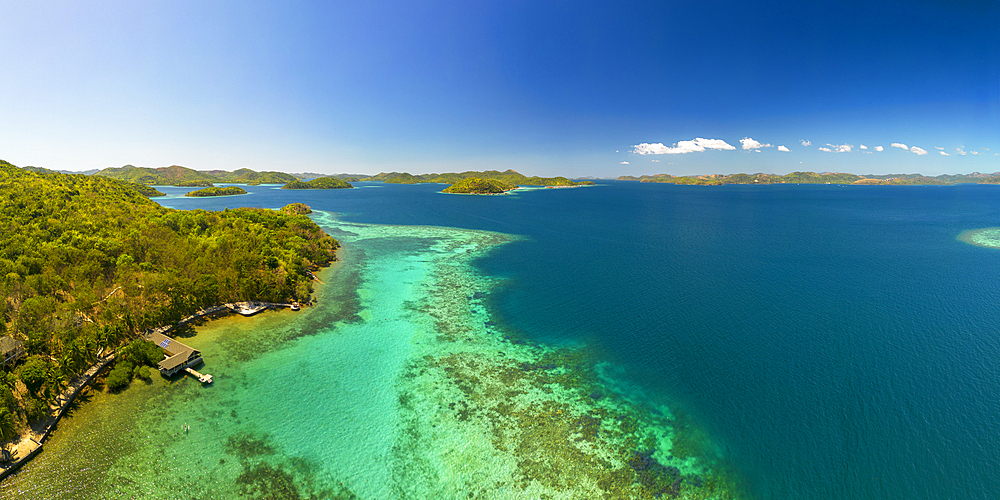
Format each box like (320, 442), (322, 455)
(632, 138), (736, 155)
(875, 146), (884, 152)
(778, 145), (790, 152)
(910, 146), (928, 155)
(940, 151), (950, 156)
(620, 161), (630, 164)
(740, 137), (772, 150)
(818, 147), (832, 152)
(651, 159), (660, 162)
(935, 146), (944, 150)
(827, 143), (852, 153)
(891, 143), (909, 150)
(860, 144), (868, 150)
(957, 148), (967, 155)
(800, 139), (812, 147)
(972, 151), (981, 155)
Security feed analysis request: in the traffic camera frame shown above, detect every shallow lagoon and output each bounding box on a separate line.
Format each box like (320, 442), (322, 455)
(2, 209), (738, 499)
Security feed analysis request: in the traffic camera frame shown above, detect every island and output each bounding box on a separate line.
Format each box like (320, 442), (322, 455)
(0, 160), (338, 459)
(617, 171), (1000, 185)
(363, 169), (596, 187)
(95, 164), (298, 187)
(281, 177), (353, 189)
(184, 186), (248, 197)
(442, 177), (518, 194)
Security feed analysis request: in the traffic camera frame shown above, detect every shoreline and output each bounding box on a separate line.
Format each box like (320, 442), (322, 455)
(1, 214), (743, 498)
(0, 276), (332, 484)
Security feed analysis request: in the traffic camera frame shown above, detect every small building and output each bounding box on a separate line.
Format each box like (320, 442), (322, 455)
(0, 336), (25, 369)
(147, 331), (203, 376)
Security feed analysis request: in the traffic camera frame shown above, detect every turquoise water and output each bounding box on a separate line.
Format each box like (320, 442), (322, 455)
(6, 181), (1000, 499)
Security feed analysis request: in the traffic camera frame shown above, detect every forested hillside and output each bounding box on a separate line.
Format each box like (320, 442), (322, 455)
(0, 161), (337, 436)
(363, 169), (595, 187)
(96, 165), (298, 186)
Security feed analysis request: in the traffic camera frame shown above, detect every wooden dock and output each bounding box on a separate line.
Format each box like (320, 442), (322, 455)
(184, 367), (213, 384)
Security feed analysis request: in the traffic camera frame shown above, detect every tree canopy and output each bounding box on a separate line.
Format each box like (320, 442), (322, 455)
(281, 177), (353, 189)
(442, 177), (518, 194)
(364, 169), (594, 187)
(0, 160), (338, 433)
(185, 186), (248, 197)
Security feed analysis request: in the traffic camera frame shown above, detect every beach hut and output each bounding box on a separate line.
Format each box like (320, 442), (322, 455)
(0, 336), (25, 369)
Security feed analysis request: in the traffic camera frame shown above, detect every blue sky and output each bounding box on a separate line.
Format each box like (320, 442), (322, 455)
(1, 0), (998, 177)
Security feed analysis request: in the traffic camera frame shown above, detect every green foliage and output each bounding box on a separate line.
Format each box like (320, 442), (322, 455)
(280, 203), (312, 215)
(185, 186), (248, 197)
(174, 180), (215, 188)
(110, 179), (165, 197)
(133, 364), (151, 381)
(363, 169), (592, 187)
(213, 169), (298, 184)
(0, 407), (15, 442)
(106, 360), (134, 391)
(119, 340), (162, 367)
(95, 165), (299, 187)
(94, 165), (218, 186)
(24, 396), (47, 421)
(19, 356), (49, 395)
(0, 385), (15, 414)
(282, 177), (353, 189)
(0, 160), (339, 417)
(442, 177), (517, 194)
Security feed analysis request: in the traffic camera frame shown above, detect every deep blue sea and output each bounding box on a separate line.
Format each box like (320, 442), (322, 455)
(158, 181), (1000, 499)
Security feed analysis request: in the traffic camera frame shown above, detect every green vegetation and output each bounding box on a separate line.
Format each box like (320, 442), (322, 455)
(96, 165), (298, 187)
(363, 169), (595, 187)
(617, 171), (1000, 185)
(118, 182), (165, 197)
(174, 180), (214, 188)
(185, 186), (248, 197)
(0, 161), (338, 435)
(106, 339), (163, 391)
(442, 177), (518, 194)
(293, 173), (366, 182)
(95, 165), (218, 186)
(281, 177), (353, 189)
(280, 203), (312, 215)
(209, 168), (298, 185)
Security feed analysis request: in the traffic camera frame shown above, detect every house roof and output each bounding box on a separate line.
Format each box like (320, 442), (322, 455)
(0, 335), (22, 355)
(147, 331), (200, 371)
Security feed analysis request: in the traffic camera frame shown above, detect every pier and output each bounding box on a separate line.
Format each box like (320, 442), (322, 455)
(184, 367), (213, 384)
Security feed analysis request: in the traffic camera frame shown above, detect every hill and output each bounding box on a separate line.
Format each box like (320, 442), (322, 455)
(95, 165), (218, 186)
(442, 177), (518, 194)
(0, 160), (338, 437)
(362, 169), (595, 187)
(211, 168), (297, 185)
(282, 177), (354, 189)
(95, 165), (297, 186)
(185, 186), (248, 197)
